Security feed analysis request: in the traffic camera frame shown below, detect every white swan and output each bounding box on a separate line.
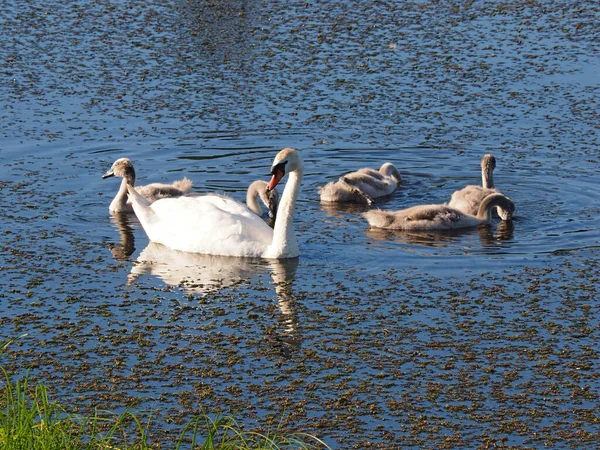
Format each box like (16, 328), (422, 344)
(103, 158), (192, 213)
(447, 154), (509, 218)
(246, 180), (279, 226)
(126, 147), (303, 259)
(319, 162), (401, 204)
(363, 193), (515, 231)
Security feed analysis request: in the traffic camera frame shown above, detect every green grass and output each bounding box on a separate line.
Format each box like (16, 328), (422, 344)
(175, 413), (330, 450)
(0, 339), (330, 450)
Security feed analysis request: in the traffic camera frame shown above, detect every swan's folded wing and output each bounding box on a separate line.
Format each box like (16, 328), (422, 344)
(345, 170), (396, 197)
(406, 205), (463, 223)
(146, 195), (274, 256)
(355, 168), (384, 180)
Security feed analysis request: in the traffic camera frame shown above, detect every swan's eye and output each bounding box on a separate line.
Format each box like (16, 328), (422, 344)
(270, 161), (287, 175)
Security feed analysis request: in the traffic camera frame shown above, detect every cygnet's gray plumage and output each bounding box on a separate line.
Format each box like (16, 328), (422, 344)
(363, 193), (515, 231)
(246, 180), (279, 227)
(448, 154), (509, 218)
(319, 162), (401, 204)
(103, 158), (192, 213)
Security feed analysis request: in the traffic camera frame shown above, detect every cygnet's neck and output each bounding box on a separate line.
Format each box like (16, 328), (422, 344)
(481, 165), (494, 189)
(380, 163), (401, 184)
(110, 170), (136, 212)
(246, 187), (263, 216)
(476, 193), (506, 222)
(267, 169), (302, 258)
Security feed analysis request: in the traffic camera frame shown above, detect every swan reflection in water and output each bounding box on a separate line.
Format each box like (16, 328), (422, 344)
(365, 219), (514, 248)
(128, 242), (301, 356)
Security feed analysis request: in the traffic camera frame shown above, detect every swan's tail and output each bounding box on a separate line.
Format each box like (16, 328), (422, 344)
(127, 185), (152, 208)
(362, 210), (393, 228)
(172, 177), (193, 194)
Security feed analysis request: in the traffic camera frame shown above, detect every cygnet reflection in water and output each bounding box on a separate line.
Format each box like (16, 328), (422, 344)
(106, 212), (136, 261)
(320, 199), (378, 217)
(366, 220), (514, 248)
(128, 243), (302, 356)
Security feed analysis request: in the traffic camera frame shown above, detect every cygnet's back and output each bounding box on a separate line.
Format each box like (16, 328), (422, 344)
(319, 162), (401, 204)
(136, 178), (193, 203)
(448, 154), (500, 216)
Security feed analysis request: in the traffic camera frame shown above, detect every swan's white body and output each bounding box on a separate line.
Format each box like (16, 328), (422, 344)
(319, 163), (401, 204)
(103, 158), (192, 213)
(448, 154), (507, 218)
(127, 148), (303, 259)
(363, 193), (514, 231)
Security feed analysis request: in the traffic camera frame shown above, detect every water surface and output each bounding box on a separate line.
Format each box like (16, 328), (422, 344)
(1, 1), (599, 448)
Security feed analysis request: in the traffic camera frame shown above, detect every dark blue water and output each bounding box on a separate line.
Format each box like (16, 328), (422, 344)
(1, 1), (599, 448)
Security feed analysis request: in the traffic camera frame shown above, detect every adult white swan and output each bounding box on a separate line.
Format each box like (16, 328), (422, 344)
(447, 154), (509, 218)
(127, 147), (303, 259)
(319, 162), (401, 204)
(363, 193), (514, 231)
(103, 158), (192, 213)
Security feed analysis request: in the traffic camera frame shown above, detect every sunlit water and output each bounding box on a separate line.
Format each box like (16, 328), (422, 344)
(1, 1), (599, 448)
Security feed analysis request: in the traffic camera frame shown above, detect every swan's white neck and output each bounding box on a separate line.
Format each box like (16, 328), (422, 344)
(265, 168), (302, 258)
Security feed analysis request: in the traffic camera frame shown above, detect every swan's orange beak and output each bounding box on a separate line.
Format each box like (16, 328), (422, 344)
(267, 168), (285, 192)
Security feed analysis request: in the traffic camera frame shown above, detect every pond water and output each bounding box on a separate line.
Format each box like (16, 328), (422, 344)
(1, 0), (599, 448)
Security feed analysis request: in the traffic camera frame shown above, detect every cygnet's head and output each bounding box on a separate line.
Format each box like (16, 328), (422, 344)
(497, 196), (515, 221)
(263, 186), (280, 217)
(103, 158), (136, 184)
